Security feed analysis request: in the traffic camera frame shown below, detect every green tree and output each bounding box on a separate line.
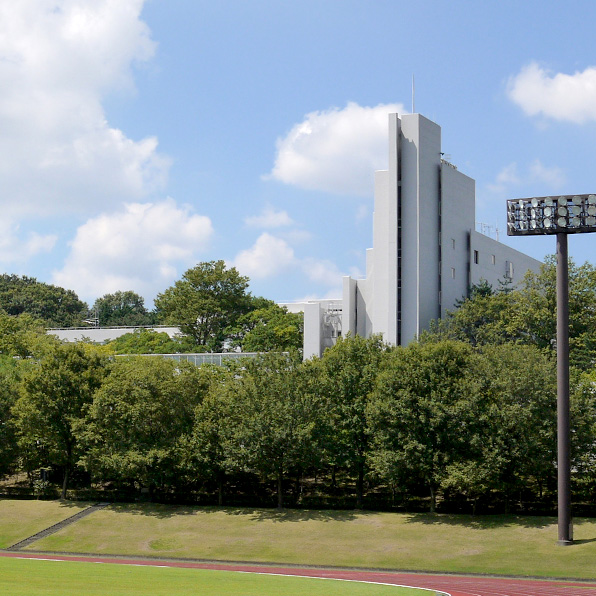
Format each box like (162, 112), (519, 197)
(570, 369), (596, 501)
(222, 352), (323, 509)
(236, 303), (303, 352)
(0, 311), (57, 359)
(367, 340), (477, 512)
(441, 258), (596, 370)
(185, 369), (236, 505)
(0, 274), (88, 327)
(317, 335), (391, 508)
(0, 357), (21, 479)
(106, 329), (196, 354)
(466, 344), (557, 507)
(80, 357), (212, 493)
(92, 290), (157, 327)
(154, 261), (252, 351)
(13, 343), (109, 498)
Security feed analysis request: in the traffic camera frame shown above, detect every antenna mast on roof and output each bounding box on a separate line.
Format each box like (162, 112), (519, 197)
(412, 74), (415, 113)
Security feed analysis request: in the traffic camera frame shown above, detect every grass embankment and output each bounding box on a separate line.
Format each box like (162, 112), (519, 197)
(4, 500), (596, 579)
(0, 557), (426, 596)
(0, 500), (88, 548)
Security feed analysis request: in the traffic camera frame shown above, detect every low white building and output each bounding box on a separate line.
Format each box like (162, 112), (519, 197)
(47, 326), (182, 343)
(284, 113), (541, 359)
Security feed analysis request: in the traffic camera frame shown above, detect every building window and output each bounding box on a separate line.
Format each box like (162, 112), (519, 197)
(473, 250), (479, 264)
(451, 267), (456, 279)
(491, 254), (496, 265)
(451, 238), (456, 250)
(507, 261), (514, 278)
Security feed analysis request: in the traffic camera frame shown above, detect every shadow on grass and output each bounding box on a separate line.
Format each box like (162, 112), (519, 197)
(107, 503), (358, 522)
(573, 538), (596, 545)
(402, 512), (555, 530)
(216, 507), (358, 523)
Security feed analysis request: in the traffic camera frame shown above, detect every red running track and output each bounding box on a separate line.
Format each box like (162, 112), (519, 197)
(2, 551), (596, 596)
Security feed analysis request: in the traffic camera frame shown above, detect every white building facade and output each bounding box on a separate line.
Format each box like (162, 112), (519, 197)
(286, 113), (542, 359)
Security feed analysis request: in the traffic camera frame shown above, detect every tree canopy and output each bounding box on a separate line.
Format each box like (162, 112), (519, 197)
(80, 357), (212, 492)
(435, 257), (596, 370)
(0, 274), (88, 327)
(92, 291), (156, 327)
(234, 302), (303, 352)
(154, 261), (252, 352)
(106, 329), (196, 354)
(12, 343), (109, 498)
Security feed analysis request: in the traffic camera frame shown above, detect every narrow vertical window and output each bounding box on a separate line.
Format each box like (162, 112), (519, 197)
(491, 254), (496, 265)
(451, 267), (456, 279)
(473, 250), (479, 264)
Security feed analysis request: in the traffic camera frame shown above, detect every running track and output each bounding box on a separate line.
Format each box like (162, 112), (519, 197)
(3, 551), (596, 596)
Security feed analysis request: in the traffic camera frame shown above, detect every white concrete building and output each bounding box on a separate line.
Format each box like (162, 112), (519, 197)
(285, 113), (541, 359)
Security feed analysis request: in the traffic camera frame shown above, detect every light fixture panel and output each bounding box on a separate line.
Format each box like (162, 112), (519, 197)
(507, 194), (596, 236)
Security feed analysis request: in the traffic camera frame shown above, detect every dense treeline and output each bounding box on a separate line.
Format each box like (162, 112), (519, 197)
(1, 331), (596, 513)
(1, 257), (596, 513)
(1, 262), (304, 354)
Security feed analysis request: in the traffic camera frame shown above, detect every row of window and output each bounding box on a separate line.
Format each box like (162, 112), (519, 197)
(448, 252), (513, 279)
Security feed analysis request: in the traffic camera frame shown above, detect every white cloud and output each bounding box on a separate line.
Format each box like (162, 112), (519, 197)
(293, 288), (343, 302)
(0, 0), (169, 217)
(52, 198), (213, 302)
(488, 160), (565, 193)
(528, 159), (565, 188)
(301, 258), (344, 286)
(508, 62), (596, 124)
(355, 204), (369, 222)
(0, 221), (57, 264)
(232, 233), (348, 290)
(232, 233), (295, 279)
(267, 102), (405, 197)
(245, 206), (294, 228)
(496, 163), (520, 186)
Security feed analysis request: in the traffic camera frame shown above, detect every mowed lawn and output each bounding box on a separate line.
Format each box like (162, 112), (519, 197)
(0, 500), (88, 548)
(0, 557), (427, 596)
(4, 500), (596, 579)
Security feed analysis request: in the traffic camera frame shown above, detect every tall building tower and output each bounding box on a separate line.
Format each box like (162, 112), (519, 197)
(287, 113), (542, 358)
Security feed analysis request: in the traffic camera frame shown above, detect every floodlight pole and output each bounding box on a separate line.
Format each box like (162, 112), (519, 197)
(556, 232), (572, 545)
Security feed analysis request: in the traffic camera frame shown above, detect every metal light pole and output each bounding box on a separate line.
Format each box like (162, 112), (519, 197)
(556, 232), (572, 545)
(507, 193), (596, 546)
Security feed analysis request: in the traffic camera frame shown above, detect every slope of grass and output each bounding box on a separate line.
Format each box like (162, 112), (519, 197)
(0, 500), (88, 548)
(0, 557), (427, 596)
(6, 501), (596, 579)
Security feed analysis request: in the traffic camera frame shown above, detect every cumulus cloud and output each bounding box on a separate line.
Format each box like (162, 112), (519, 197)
(232, 233), (296, 279)
(488, 160), (565, 194)
(232, 232), (349, 290)
(301, 258), (343, 286)
(0, 0), (169, 217)
(267, 102), (405, 197)
(0, 221), (57, 264)
(52, 199), (213, 301)
(245, 206), (294, 228)
(529, 159), (565, 187)
(508, 62), (596, 123)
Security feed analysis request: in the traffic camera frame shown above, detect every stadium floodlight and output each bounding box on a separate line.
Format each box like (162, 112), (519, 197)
(507, 194), (596, 236)
(507, 194), (596, 546)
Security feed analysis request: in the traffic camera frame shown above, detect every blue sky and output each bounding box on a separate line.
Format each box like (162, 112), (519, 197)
(2, 0), (596, 307)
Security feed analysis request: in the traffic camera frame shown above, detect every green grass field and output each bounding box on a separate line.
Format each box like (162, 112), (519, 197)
(0, 500), (87, 548)
(0, 557), (427, 596)
(3, 500), (596, 579)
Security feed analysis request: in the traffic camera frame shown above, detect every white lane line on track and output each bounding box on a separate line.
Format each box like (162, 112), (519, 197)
(235, 570), (452, 595)
(7, 555), (453, 596)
